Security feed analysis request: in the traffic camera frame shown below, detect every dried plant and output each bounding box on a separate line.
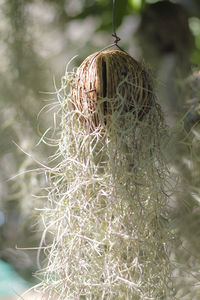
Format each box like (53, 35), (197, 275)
(34, 51), (175, 299)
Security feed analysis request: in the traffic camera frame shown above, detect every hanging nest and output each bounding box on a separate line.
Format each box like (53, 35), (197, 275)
(34, 50), (175, 299)
(72, 49), (155, 131)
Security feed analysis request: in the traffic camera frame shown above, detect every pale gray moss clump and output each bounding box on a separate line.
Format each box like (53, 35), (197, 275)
(36, 62), (174, 299)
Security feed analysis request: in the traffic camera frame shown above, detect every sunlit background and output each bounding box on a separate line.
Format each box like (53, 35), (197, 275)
(1, 0), (200, 298)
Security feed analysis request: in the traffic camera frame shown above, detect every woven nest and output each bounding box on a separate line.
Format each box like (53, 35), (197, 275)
(72, 50), (155, 130)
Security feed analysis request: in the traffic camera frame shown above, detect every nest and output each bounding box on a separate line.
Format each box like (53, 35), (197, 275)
(34, 56), (176, 299)
(72, 50), (155, 130)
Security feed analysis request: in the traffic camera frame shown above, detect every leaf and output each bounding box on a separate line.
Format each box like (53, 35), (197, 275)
(114, 0), (129, 29)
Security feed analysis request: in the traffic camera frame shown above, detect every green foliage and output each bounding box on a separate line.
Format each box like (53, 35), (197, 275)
(189, 17), (200, 64)
(129, 0), (144, 11)
(114, 0), (129, 27)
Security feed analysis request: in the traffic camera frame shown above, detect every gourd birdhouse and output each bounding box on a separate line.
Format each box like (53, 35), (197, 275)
(72, 50), (155, 131)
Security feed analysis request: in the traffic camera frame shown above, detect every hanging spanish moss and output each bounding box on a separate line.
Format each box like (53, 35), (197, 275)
(35, 50), (175, 299)
(169, 69), (200, 299)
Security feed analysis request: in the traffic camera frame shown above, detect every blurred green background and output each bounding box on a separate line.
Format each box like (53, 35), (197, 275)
(0, 0), (200, 298)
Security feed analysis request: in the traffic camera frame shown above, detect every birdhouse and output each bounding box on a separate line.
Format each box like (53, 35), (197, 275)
(72, 50), (155, 130)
